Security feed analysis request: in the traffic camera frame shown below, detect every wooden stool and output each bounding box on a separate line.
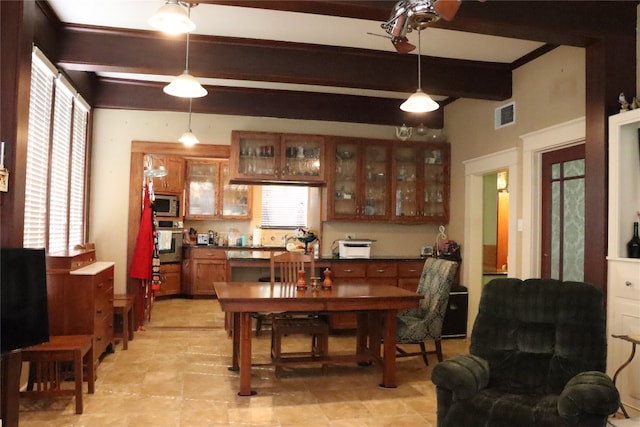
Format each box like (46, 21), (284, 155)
(113, 294), (135, 350)
(20, 335), (94, 415)
(271, 316), (329, 376)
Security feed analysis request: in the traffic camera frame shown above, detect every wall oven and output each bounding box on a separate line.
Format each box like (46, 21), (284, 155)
(157, 223), (183, 264)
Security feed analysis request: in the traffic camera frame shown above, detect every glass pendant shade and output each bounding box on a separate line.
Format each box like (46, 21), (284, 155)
(163, 72), (208, 98)
(179, 130), (199, 146)
(148, 1), (196, 35)
(401, 89), (439, 112)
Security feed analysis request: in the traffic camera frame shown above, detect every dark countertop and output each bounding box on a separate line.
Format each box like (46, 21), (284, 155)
(184, 245), (286, 251)
(226, 250), (425, 262)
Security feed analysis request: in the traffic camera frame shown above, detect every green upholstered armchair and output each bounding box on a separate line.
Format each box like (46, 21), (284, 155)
(431, 278), (620, 427)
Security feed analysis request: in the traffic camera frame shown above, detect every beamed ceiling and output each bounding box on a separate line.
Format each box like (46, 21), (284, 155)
(40, 0), (638, 127)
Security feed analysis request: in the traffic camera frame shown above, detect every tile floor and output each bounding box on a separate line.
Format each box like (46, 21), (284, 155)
(18, 298), (470, 427)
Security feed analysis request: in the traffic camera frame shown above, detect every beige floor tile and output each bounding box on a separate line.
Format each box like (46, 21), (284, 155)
(17, 298), (468, 427)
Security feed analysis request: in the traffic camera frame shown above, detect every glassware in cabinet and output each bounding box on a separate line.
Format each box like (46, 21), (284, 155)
(280, 134), (324, 181)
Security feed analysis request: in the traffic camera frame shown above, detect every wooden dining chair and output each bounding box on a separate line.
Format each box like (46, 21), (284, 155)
(268, 252), (329, 375)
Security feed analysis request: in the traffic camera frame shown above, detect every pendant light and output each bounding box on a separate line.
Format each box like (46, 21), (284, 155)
(163, 3), (207, 98)
(148, 0), (196, 35)
(179, 98), (199, 146)
(400, 28), (439, 113)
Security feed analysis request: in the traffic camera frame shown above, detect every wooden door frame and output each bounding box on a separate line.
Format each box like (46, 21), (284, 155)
(540, 144), (586, 279)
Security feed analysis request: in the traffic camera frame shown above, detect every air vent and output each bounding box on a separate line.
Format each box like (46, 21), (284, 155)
(495, 102), (515, 129)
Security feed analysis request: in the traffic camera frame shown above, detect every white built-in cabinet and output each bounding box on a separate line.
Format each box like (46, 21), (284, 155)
(607, 109), (640, 415)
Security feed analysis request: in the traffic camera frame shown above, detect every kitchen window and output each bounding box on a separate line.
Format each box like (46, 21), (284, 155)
(260, 185), (308, 228)
(23, 47), (90, 252)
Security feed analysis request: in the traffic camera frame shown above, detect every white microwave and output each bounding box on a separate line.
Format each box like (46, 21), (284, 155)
(154, 194), (180, 217)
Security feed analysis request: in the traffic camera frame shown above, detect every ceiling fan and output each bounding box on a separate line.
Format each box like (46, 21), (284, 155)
(379, 0), (476, 53)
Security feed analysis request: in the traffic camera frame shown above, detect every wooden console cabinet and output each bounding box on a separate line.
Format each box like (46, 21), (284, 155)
(46, 249), (115, 360)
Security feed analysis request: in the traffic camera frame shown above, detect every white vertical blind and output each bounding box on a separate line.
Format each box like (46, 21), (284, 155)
(23, 48), (90, 252)
(261, 185), (308, 228)
(48, 80), (73, 253)
(68, 100), (88, 248)
(23, 56), (54, 249)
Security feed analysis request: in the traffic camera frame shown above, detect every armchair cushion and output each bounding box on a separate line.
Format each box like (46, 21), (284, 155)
(431, 354), (489, 399)
(557, 371), (620, 420)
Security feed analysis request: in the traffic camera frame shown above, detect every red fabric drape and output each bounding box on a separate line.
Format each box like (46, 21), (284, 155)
(130, 185), (153, 280)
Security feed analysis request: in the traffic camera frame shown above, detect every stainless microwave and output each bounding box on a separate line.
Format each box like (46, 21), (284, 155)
(154, 194), (179, 217)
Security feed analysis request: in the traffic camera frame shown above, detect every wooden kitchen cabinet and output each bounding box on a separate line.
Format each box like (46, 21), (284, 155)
(185, 159), (251, 220)
(151, 155), (184, 194)
(46, 249), (114, 361)
(183, 247), (227, 296)
(155, 263), (181, 297)
(397, 260), (425, 291)
(324, 137), (391, 221)
(230, 131), (325, 184)
(391, 142), (450, 223)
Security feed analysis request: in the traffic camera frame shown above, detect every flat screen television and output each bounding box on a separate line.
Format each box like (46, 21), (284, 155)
(1, 247), (50, 354)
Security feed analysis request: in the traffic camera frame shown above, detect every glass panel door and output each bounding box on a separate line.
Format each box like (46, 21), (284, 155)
(187, 162), (218, 216)
(363, 144), (388, 217)
(333, 142), (358, 216)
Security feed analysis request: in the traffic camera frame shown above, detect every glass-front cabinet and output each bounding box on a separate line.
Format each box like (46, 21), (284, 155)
(185, 159), (251, 220)
(230, 131), (325, 184)
(391, 142), (450, 223)
(326, 138), (390, 220)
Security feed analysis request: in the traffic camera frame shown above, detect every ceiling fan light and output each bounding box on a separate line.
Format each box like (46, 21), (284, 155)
(179, 129), (199, 146)
(148, 1), (196, 35)
(400, 89), (439, 113)
(163, 72), (208, 98)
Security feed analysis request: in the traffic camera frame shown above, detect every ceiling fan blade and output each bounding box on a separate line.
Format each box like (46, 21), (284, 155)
(433, 0), (461, 21)
(392, 37), (416, 54)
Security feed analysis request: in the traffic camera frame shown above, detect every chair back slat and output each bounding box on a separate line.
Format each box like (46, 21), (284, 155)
(270, 251), (315, 284)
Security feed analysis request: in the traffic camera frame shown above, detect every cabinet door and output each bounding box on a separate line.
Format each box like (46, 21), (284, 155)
(421, 144), (450, 222)
(392, 143), (450, 223)
(221, 162), (251, 219)
(230, 131), (279, 181)
(280, 134), (325, 182)
(185, 160), (218, 218)
(156, 263), (181, 297)
(327, 139), (390, 220)
(330, 141), (360, 219)
(152, 155), (184, 194)
(192, 260), (227, 295)
(362, 143), (390, 219)
(392, 144), (421, 221)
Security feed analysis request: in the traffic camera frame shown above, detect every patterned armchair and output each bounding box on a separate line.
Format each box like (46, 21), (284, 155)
(396, 257), (458, 365)
(431, 278), (620, 427)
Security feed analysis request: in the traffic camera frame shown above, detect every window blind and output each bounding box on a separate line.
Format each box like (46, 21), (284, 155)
(260, 185), (308, 228)
(23, 47), (90, 251)
(23, 56), (54, 249)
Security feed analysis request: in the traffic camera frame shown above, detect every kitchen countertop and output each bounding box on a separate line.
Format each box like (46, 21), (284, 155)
(226, 250), (426, 262)
(184, 245), (287, 251)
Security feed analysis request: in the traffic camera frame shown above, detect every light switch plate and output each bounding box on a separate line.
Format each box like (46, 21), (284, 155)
(0, 169), (8, 192)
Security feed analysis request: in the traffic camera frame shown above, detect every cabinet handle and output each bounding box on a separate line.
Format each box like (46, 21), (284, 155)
(625, 281), (633, 287)
(408, 269), (418, 273)
(343, 269), (353, 273)
(96, 309), (103, 314)
(376, 269), (386, 273)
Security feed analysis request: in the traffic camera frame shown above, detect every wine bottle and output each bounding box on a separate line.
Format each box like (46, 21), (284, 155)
(627, 222), (640, 258)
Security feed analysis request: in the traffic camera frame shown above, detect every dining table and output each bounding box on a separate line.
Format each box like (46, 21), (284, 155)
(214, 281), (422, 396)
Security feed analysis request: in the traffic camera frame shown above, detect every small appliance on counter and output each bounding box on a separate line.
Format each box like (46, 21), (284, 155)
(338, 239), (375, 259)
(196, 233), (209, 245)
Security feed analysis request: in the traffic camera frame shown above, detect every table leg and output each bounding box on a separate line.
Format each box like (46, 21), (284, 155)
(87, 343), (95, 394)
(230, 312), (240, 372)
(238, 311), (255, 396)
(73, 349), (83, 414)
(380, 309), (397, 389)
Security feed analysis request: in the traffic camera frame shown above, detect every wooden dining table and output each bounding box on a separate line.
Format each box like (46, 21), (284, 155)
(214, 281), (422, 396)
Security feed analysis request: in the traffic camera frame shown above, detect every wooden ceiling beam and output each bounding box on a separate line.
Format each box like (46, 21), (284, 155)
(94, 77), (445, 128)
(56, 25), (512, 100)
(204, 1), (638, 46)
